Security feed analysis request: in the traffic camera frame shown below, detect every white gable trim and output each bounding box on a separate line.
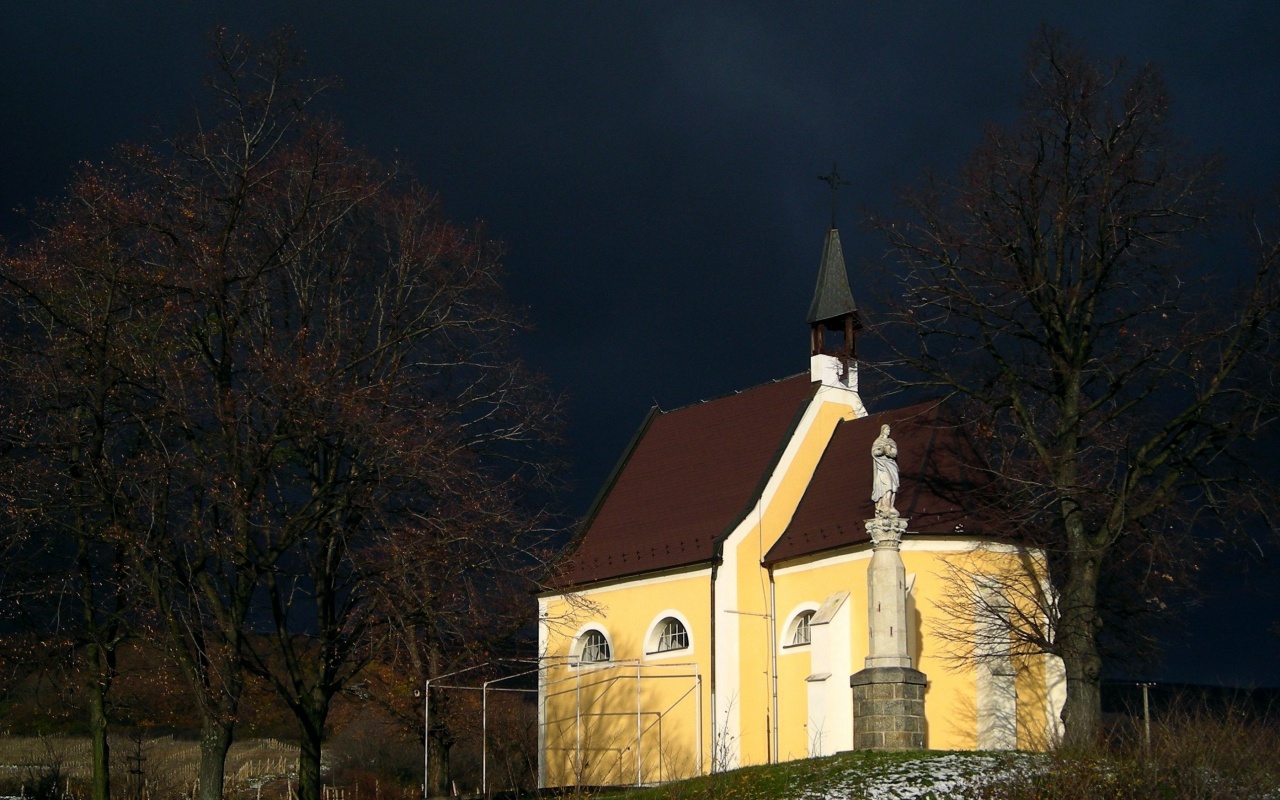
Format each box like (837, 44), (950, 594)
(712, 386), (865, 769)
(537, 595), (549, 787)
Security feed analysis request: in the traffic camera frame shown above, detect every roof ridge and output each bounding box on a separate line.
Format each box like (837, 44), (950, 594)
(656, 372), (811, 416)
(549, 371), (822, 589)
(861, 396), (947, 420)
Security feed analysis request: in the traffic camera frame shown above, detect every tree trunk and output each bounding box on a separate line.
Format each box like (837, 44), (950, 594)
(425, 638), (451, 797)
(296, 705), (327, 800)
(78, 526), (117, 800)
(1057, 550), (1104, 750)
(1060, 648), (1103, 750)
(427, 729), (451, 798)
(87, 679), (110, 800)
(197, 717), (234, 800)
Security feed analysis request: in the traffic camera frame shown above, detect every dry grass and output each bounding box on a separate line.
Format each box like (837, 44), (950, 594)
(974, 702), (1280, 800)
(0, 735), (298, 799)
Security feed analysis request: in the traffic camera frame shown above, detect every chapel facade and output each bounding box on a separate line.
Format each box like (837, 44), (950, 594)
(536, 224), (1065, 788)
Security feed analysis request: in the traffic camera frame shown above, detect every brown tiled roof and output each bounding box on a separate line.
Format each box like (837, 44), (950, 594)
(764, 399), (995, 565)
(551, 374), (819, 588)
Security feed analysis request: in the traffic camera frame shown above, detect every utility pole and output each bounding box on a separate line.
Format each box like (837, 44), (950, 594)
(1138, 682), (1155, 754)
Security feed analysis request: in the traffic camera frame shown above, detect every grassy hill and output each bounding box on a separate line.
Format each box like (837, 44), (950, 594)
(597, 750), (1034, 800)
(594, 740), (1280, 800)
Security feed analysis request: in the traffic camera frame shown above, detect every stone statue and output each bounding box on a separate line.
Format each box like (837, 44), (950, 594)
(871, 424), (899, 517)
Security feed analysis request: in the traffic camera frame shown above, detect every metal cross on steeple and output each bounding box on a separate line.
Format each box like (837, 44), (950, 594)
(818, 162), (851, 229)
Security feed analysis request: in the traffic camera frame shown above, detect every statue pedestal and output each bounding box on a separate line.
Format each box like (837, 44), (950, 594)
(850, 666), (927, 750)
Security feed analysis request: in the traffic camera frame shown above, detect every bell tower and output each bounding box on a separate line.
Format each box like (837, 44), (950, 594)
(808, 163), (862, 388)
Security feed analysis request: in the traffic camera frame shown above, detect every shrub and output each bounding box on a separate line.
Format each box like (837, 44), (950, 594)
(977, 700), (1280, 800)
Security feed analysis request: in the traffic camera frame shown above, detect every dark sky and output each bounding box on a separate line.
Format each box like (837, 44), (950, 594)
(4, 2), (1278, 686)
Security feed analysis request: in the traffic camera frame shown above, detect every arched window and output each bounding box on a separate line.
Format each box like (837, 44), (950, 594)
(788, 610), (815, 647)
(577, 629), (610, 664)
(655, 618), (689, 652)
(644, 611), (693, 659)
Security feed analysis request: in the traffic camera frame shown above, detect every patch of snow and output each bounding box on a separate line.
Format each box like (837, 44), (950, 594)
(801, 753), (1037, 800)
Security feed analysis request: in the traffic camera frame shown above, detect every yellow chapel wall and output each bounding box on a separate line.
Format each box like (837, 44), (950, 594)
(773, 541), (1059, 755)
(728, 396), (861, 766)
(908, 543), (1060, 751)
(539, 568), (712, 787)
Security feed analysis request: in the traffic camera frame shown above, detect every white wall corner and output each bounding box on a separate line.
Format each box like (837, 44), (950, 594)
(806, 678), (828, 757)
(810, 354), (855, 389)
(827, 594), (853, 753)
(713, 546), (743, 770)
(811, 357), (867, 417)
(805, 590), (853, 756)
(1046, 652), (1067, 747)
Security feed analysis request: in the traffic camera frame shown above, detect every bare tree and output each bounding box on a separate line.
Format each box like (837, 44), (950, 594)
(873, 30), (1280, 749)
(370, 493), (554, 796)
(121, 32), (365, 800)
(2, 27), (561, 800)
(145, 31), (559, 800)
(0, 162), (170, 800)
(231, 141), (560, 800)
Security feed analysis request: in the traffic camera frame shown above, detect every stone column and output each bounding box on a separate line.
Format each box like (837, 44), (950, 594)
(850, 514), (928, 750)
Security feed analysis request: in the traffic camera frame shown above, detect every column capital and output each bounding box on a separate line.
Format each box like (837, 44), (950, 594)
(865, 515), (908, 549)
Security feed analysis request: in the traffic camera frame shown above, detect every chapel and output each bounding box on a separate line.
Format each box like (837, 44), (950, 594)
(536, 217), (1065, 788)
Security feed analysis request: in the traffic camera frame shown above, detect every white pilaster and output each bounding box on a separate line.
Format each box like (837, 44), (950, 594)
(806, 591), (852, 756)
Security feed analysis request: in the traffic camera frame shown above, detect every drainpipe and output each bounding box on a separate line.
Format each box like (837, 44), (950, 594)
(768, 564), (779, 764)
(708, 561), (717, 774)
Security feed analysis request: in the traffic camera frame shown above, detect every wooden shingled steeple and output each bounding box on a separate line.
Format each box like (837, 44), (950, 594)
(808, 164), (861, 363)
